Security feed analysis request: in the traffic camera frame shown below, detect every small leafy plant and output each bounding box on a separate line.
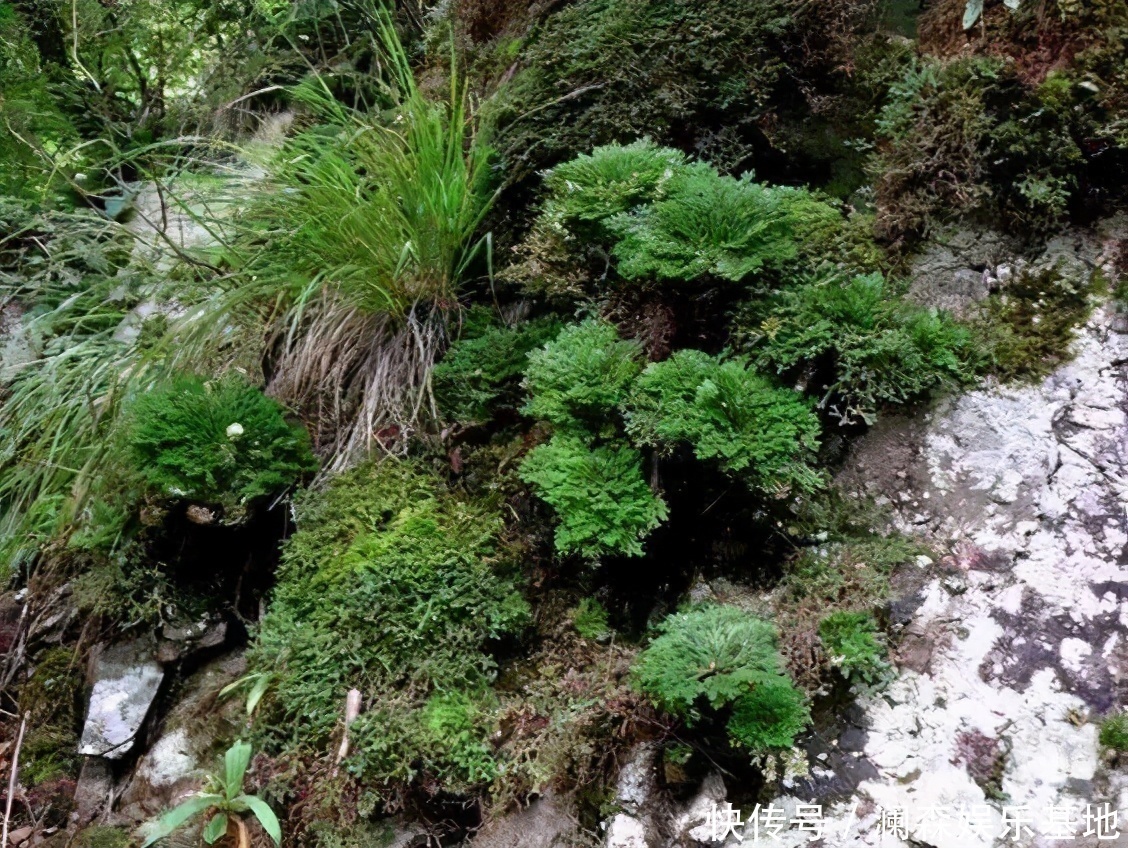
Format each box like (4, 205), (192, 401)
(745, 272), (976, 424)
(633, 605), (810, 752)
(818, 611), (890, 687)
(540, 140), (687, 231)
(128, 375), (317, 513)
(626, 349), (821, 494)
(140, 740), (280, 848)
(519, 433), (667, 558)
(609, 165), (802, 282)
(1099, 711), (1128, 752)
(433, 313), (563, 423)
(522, 319), (642, 434)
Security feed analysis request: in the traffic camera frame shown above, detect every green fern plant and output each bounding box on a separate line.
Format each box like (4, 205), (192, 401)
(608, 166), (800, 282)
(140, 740), (280, 848)
(818, 611), (890, 687)
(519, 433), (667, 558)
(633, 605), (809, 751)
(522, 319), (642, 434)
(433, 312), (563, 422)
(541, 140), (687, 230)
(128, 374), (316, 513)
(626, 349), (821, 494)
(746, 272), (976, 424)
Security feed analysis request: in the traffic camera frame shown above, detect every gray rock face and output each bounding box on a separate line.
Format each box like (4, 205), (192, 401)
(471, 791), (577, 848)
(773, 321), (1128, 839)
(605, 744), (660, 848)
(115, 651), (246, 822)
(906, 228), (1016, 318)
(78, 640), (163, 759)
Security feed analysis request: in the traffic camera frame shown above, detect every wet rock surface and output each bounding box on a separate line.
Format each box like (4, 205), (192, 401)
(77, 640), (164, 760)
(759, 306), (1128, 840)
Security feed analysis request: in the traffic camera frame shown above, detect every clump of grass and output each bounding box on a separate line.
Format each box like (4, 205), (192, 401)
(233, 8), (497, 467)
(1099, 711), (1128, 752)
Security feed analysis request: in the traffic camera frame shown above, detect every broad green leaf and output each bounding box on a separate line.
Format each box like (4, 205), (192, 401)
(963, 0), (983, 28)
(238, 795), (282, 844)
(246, 674), (271, 716)
(139, 794), (222, 847)
(224, 740), (252, 800)
(203, 813), (229, 844)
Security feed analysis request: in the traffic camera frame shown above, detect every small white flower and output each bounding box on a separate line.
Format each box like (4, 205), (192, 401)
(226, 422), (244, 439)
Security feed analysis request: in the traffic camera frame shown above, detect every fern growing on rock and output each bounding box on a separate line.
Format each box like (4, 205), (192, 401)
(128, 375), (316, 514)
(518, 433), (667, 558)
(626, 349), (821, 494)
(744, 272), (976, 424)
(522, 318), (642, 434)
(633, 605), (809, 751)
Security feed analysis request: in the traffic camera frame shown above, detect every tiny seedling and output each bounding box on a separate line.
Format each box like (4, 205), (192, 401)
(140, 740), (280, 848)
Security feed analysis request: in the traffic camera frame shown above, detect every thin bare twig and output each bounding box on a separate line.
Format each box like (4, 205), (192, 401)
(2, 712), (28, 848)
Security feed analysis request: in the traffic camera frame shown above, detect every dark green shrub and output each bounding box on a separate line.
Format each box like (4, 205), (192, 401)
(626, 349), (821, 494)
(818, 611), (889, 686)
(609, 167), (804, 282)
(128, 375), (316, 512)
(485, 0), (793, 181)
(250, 460), (529, 791)
(633, 605), (809, 752)
(522, 319), (642, 434)
(519, 433), (667, 558)
(433, 312), (563, 422)
(1099, 712), (1128, 752)
(872, 56), (1087, 241)
(744, 272), (977, 424)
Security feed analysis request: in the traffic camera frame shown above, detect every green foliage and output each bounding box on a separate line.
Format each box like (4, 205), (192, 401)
(0, 6), (76, 200)
(17, 647), (83, 786)
(541, 140), (687, 231)
(128, 375), (316, 511)
(519, 433), (667, 558)
(486, 0), (795, 181)
(633, 605), (809, 752)
(419, 691), (499, 784)
(508, 142), (849, 295)
(726, 677), (812, 751)
(433, 312), (562, 422)
(1099, 712), (1128, 752)
(572, 597), (611, 640)
(247, 11), (495, 316)
(609, 167), (806, 282)
(250, 461), (529, 790)
(744, 272), (977, 424)
(74, 827), (131, 848)
(818, 611), (889, 686)
(627, 349), (821, 493)
(522, 319), (642, 434)
(973, 263), (1096, 382)
(873, 56), (1089, 241)
(141, 740), (281, 847)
